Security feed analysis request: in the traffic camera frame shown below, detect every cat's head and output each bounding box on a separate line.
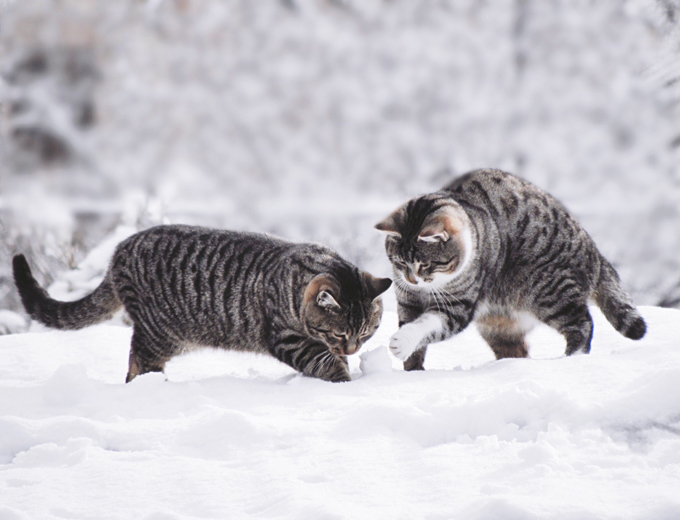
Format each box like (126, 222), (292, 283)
(302, 269), (391, 356)
(375, 195), (473, 289)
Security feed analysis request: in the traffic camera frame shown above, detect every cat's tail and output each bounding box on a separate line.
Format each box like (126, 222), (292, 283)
(12, 254), (122, 330)
(593, 256), (646, 340)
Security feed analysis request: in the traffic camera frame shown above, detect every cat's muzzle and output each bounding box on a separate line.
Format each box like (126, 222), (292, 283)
(332, 343), (360, 356)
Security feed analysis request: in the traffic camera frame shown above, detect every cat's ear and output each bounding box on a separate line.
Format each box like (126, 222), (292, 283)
(362, 272), (392, 300)
(317, 290), (341, 311)
(419, 205), (465, 243)
(303, 274), (341, 310)
(375, 205), (406, 239)
(418, 230), (449, 243)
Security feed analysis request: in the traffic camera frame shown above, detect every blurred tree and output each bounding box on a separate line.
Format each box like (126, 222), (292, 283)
(0, 0), (679, 318)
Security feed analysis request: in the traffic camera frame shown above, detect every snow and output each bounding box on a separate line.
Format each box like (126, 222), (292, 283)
(359, 344), (394, 374)
(47, 225), (136, 304)
(0, 310), (27, 336)
(1, 305), (679, 519)
(1, 2), (680, 517)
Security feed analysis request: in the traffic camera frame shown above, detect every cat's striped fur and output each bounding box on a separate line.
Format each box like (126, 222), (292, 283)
(376, 169), (646, 370)
(13, 225), (391, 382)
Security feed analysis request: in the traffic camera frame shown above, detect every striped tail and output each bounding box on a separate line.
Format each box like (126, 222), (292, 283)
(593, 256), (646, 340)
(12, 254), (122, 330)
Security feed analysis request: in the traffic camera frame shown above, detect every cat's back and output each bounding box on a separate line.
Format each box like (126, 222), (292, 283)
(443, 168), (564, 217)
(118, 224), (288, 252)
(443, 169), (600, 300)
(442, 169), (583, 241)
(113, 225), (295, 270)
(111, 225), (296, 307)
(110, 225), (299, 348)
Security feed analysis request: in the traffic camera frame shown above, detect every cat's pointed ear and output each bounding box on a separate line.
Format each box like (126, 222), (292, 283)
(303, 274), (340, 310)
(419, 204), (466, 242)
(362, 272), (392, 300)
(317, 290), (341, 311)
(375, 205), (406, 239)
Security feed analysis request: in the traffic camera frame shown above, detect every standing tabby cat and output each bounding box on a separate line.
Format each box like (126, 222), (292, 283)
(376, 169), (646, 370)
(13, 225), (391, 382)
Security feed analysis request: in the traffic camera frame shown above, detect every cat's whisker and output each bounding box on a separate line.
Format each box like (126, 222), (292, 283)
(434, 286), (464, 307)
(431, 287), (445, 314)
(430, 286), (444, 316)
(394, 275), (418, 295)
(439, 288), (460, 308)
(433, 286), (455, 316)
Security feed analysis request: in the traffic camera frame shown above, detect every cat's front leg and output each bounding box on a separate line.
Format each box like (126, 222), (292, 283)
(270, 335), (351, 382)
(390, 306), (475, 370)
(389, 313), (446, 362)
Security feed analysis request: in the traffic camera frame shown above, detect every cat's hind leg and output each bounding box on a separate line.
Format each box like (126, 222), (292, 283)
(537, 302), (594, 356)
(126, 325), (176, 383)
(476, 311), (529, 359)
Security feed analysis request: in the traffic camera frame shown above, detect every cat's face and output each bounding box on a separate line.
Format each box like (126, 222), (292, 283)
(375, 196), (472, 290)
(302, 271), (391, 356)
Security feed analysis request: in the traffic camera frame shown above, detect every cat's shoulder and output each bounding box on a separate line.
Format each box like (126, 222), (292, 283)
(442, 169), (530, 194)
(441, 169), (571, 220)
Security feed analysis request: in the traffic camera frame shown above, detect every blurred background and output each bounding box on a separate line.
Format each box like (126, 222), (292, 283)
(1, 0), (679, 332)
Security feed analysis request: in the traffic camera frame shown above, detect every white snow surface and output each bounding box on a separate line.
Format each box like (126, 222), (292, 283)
(1, 306), (680, 519)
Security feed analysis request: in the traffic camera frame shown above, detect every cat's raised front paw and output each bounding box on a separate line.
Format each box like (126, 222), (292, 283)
(389, 325), (422, 361)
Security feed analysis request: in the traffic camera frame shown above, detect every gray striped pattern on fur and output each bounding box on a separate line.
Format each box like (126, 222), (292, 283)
(377, 169), (646, 370)
(14, 225), (391, 382)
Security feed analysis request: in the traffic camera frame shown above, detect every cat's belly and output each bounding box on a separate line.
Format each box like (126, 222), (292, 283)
(474, 301), (539, 334)
(178, 334), (269, 355)
(179, 338), (267, 354)
(159, 314), (269, 354)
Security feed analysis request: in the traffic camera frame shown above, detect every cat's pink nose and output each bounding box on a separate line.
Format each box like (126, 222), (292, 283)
(344, 342), (360, 355)
(405, 272), (417, 284)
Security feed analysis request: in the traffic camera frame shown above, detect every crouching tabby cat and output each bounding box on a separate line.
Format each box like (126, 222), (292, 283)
(13, 225), (391, 382)
(376, 169), (646, 370)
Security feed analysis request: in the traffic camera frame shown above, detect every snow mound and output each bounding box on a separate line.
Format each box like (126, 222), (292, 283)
(359, 345), (394, 374)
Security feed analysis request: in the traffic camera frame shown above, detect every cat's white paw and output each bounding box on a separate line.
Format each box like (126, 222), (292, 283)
(389, 324), (422, 361)
(389, 314), (444, 361)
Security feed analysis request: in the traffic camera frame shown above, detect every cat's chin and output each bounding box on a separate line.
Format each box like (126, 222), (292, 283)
(402, 272), (457, 291)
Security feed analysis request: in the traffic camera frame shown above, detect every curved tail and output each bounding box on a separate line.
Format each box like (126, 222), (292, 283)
(593, 257), (646, 340)
(12, 254), (122, 330)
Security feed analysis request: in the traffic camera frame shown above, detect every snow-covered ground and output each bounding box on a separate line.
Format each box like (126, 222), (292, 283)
(1, 305), (679, 519)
